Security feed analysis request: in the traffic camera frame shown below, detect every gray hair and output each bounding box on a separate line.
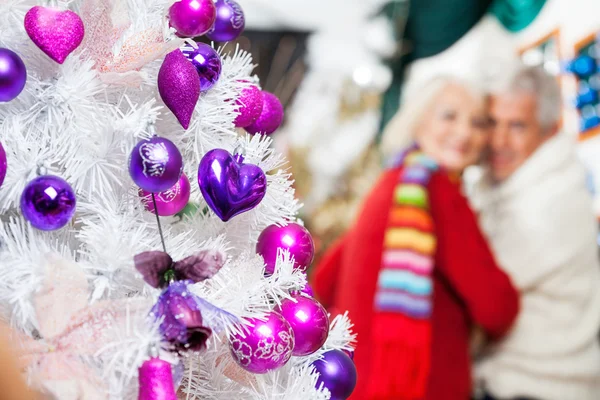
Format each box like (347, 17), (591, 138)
(380, 76), (486, 159)
(490, 65), (562, 132)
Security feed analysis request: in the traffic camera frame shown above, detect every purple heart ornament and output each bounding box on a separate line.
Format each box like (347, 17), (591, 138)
(198, 149), (267, 222)
(24, 6), (85, 64)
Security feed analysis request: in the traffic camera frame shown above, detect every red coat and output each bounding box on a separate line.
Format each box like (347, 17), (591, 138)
(311, 167), (519, 400)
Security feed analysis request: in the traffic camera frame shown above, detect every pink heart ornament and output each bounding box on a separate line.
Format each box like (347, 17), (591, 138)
(24, 6), (85, 64)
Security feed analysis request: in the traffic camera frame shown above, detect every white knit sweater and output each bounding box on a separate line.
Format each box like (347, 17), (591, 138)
(471, 134), (600, 400)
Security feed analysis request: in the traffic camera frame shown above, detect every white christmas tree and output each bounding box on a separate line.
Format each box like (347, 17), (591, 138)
(0, 0), (356, 399)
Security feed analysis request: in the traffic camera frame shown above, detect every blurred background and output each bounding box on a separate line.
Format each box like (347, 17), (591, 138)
(212, 0), (600, 264)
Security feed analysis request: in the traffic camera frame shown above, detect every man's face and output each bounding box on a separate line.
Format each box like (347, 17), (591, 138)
(488, 92), (554, 182)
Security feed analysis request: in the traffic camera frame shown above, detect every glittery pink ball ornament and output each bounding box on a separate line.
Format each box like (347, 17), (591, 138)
(138, 357), (177, 400)
(244, 91), (284, 135)
(139, 173), (191, 216)
(256, 223), (315, 275)
(24, 6), (84, 64)
(229, 312), (295, 374)
(168, 0), (216, 38)
(277, 294), (329, 356)
(158, 50), (201, 129)
(234, 85), (264, 128)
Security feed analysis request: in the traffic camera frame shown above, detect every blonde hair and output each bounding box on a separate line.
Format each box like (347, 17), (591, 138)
(380, 76), (487, 159)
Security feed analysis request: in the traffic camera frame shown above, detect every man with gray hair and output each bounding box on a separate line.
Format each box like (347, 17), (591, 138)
(472, 65), (600, 400)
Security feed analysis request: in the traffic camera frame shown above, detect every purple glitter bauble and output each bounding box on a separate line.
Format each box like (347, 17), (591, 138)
(234, 85), (264, 128)
(138, 357), (177, 400)
(198, 149), (267, 222)
(129, 137), (183, 193)
(168, 0), (216, 38)
(229, 312), (295, 374)
(277, 294), (329, 356)
(158, 50), (201, 129)
(0, 141), (6, 188)
(150, 281), (212, 352)
(256, 223), (315, 275)
(181, 44), (222, 92)
(245, 92), (284, 135)
(140, 173), (191, 216)
(20, 175), (76, 231)
(0, 48), (26, 102)
(312, 350), (357, 400)
(24, 6), (84, 64)
(206, 0), (245, 42)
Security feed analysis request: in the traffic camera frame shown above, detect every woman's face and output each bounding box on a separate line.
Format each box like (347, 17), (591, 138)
(415, 83), (489, 173)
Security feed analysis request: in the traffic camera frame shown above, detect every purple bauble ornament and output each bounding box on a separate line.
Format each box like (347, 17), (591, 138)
(169, 0), (216, 38)
(277, 294), (329, 356)
(312, 350), (357, 400)
(158, 50), (201, 129)
(20, 175), (76, 231)
(0, 48), (27, 102)
(198, 149), (267, 222)
(206, 0), (245, 42)
(129, 137), (183, 193)
(229, 312), (294, 374)
(138, 357), (177, 400)
(150, 281), (212, 352)
(256, 223), (315, 275)
(234, 85), (264, 128)
(181, 44), (222, 92)
(24, 6), (84, 64)
(0, 141), (6, 188)
(245, 92), (284, 135)
(140, 173), (191, 216)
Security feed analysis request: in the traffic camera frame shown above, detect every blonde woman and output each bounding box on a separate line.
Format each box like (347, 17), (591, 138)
(311, 77), (519, 400)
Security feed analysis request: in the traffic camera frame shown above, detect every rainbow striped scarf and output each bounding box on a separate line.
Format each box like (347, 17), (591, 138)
(375, 148), (438, 318)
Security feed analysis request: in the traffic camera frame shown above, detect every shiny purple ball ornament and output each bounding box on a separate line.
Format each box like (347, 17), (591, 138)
(181, 44), (222, 92)
(245, 91), (284, 135)
(0, 48), (27, 102)
(158, 50), (201, 129)
(256, 223), (315, 275)
(198, 149), (267, 222)
(278, 294), (329, 356)
(139, 173), (191, 216)
(229, 312), (295, 374)
(234, 85), (264, 128)
(129, 137), (183, 193)
(168, 0), (216, 38)
(20, 175), (76, 231)
(0, 141), (6, 188)
(312, 350), (357, 400)
(206, 0), (245, 42)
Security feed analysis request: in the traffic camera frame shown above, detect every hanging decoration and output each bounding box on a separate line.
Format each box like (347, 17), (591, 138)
(0, 48), (27, 102)
(244, 92), (284, 135)
(168, 0), (217, 38)
(20, 175), (77, 231)
(228, 312), (295, 374)
(256, 223), (315, 275)
(206, 0), (245, 43)
(0, 141), (6, 188)
(277, 294), (329, 356)
(233, 85), (264, 128)
(198, 148), (267, 222)
(137, 356), (178, 400)
(311, 349), (357, 400)
(129, 137), (183, 193)
(24, 6), (85, 64)
(139, 173), (191, 217)
(181, 44), (222, 92)
(158, 50), (201, 129)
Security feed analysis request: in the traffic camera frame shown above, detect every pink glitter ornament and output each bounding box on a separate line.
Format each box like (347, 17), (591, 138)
(245, 91), (284, 135)
(229, 312), (294, 374)
(158, 50), (201, 129)
(168, 0), (216, 38)
(138, 357), (177, 400)
(24, 6), (85, 64)
(139, 173), (191, 216)
(234, 85), (264, 128)
(277, 294), (329, 356)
